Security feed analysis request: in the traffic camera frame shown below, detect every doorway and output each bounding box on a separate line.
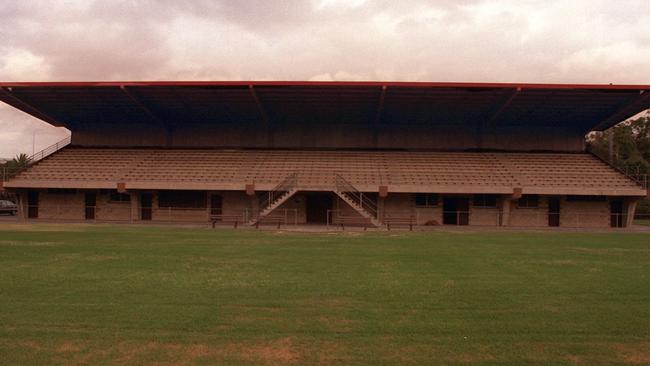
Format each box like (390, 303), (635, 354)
(140, 193), (153, 221)
(443, 197), (469, 225)
(27, 191), (38, 219)
(306, 193), (332, 224)
(210, 194), (223, 220)
(548, 197), (560, 227)
(84, 192), (96, 220)
(610, 199), (624, 228)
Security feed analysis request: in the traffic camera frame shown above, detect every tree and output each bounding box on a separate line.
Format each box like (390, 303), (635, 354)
(587, 111), (650, 176)
(588, 111), (650, 216)
(1, 153), (30, 180)
(8, 153), (30, 169)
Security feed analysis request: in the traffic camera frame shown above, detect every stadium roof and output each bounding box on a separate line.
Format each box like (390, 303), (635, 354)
(1, 81), (649, 131)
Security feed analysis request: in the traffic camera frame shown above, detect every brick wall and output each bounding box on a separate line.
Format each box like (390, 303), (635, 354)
(36, 191), (84, 220)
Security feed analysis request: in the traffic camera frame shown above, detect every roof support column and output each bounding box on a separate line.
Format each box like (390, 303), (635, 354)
(372, 85), (387, 148)
(249, 85), (273, 147)
(477, 87), (521, 149)
(499, 197), (512, 227)
(120, 86), (173, 146)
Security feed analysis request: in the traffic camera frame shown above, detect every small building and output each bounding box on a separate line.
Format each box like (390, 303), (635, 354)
(0, 81), (648, 228)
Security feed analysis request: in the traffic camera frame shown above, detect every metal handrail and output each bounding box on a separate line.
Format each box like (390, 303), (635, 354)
(27, 136), (72, 164)
(1, 135), (71, 182)
(334, 174), (378, 218)
(258, 172), (298, 214)
(588, 146), (649, 189)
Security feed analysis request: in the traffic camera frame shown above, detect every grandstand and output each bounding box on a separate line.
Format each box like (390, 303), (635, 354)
(1, 81), (648, 228)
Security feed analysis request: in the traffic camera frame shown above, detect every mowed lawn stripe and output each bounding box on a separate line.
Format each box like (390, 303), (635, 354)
(0, 226), (649, 365)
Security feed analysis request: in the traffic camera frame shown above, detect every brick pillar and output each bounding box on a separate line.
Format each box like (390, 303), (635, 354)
(15, 190), (25, 221)
(250, 193), (259, 222)
(500, 198), (512, 227)
(624, 199), (638, 228)
(130, 191), (139, 223)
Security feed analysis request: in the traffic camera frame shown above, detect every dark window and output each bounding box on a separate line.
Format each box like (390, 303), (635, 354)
(158, 190), (206, 209)
(566, 195), (607, 202)
(473, 194), (497, 208)
(415, 193), (438, 207)
(517, 195), (539, 208)
(47, 188), (77, 195)
(109, 191), (130, 203)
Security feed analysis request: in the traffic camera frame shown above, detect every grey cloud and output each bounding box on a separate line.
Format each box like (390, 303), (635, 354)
(0, 0), (649, 156)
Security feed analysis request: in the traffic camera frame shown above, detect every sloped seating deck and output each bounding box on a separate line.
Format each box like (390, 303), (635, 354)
(5, 147), (645, 196)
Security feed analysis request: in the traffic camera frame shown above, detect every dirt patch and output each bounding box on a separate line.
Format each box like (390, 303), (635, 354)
(56, 342), (82, 353)
(611, 342), (650, 364)
(295, 297), (357, 309)
(316, 341), (348, 365)
(442, 279), (456, 289)
(242, 337), (299, 363)
(542, 304), (561, 313)
(108, 338), (301, 365)
(570, 247), (650, 255)
(567, 354), (583, 365)
(85, 255), (121, 262)
(0, 240), (58, 246)
(549, 259), (578, 266)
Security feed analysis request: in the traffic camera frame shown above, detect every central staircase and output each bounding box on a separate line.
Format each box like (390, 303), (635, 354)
(333, 174), (382, 227)
(248, 172), (382, 227)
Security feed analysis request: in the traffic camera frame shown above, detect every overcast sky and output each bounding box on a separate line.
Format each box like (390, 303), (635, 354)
(1, 0), (650, 157)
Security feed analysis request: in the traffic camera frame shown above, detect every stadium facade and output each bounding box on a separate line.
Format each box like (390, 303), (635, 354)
(1, 81), (648, 228)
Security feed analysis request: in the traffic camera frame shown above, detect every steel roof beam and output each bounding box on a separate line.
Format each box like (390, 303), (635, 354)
(594, 90), (650, 130)
(249, 85), (270, 125)
(120, 85), (166, 125)
(0, 87), (67, 127)
(373, 85), (387, 124)
(485, 87), (521, 127)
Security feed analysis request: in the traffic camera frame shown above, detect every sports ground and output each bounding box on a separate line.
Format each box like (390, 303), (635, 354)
(1, 225), (649, 365)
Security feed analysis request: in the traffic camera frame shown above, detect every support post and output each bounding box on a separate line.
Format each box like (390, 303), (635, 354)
(500, 194), (516, 227)
(624, 198), (638, 228)
(130, 191), (139, 223)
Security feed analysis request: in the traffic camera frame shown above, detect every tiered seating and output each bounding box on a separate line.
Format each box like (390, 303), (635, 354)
(12, 149), (146, 181)
(497, 153), (640, 190)
(380, 152), (515, 187)
(7, 147), (643, 195)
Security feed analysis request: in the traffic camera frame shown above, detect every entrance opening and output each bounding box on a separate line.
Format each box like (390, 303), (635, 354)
(141, 193), (153, 221)
(27, 191), (38, 219)
(610, 199), (624, 228)
(210, 194), (223, 220)
(443, 197), (469, 225)
(548, 197), (560, 227)
(85, 192), (96, 220)
(306, 193), (333, 224)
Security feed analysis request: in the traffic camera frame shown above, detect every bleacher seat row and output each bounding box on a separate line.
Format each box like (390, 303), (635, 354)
(8, 147), (641, 192)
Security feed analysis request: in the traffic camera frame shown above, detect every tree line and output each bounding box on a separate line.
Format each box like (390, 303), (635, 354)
(587, 111), (650, 176)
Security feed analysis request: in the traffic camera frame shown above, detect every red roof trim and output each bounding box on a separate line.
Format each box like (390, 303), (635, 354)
(1, 80), (650, 90)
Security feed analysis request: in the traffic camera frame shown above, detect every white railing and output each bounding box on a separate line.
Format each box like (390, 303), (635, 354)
(27, 136), (72, 164)
(589, 147), (649, 189)
(257, 173), (298, 214)
(334, 174), (378, 218)
(1, 136), (71, 183)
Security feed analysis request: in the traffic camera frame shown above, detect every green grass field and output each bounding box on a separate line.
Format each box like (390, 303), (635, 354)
(1, 225), (649, 365)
